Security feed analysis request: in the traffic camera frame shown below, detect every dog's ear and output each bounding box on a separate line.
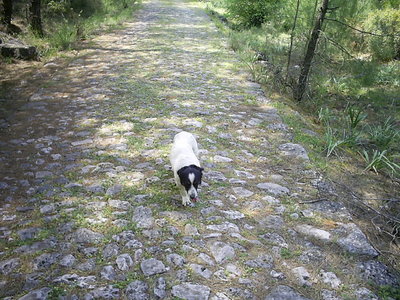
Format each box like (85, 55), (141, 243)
(177, 166), (188, 177)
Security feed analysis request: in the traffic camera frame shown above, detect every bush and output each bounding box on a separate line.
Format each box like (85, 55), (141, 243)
(225, 0), (280, 27)
(362, 8), (400, 61)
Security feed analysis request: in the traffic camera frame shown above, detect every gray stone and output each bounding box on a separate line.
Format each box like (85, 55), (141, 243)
(140, 258), (167, 276)
(257, 182), (289, 195)
(198, 253), (215, 266)
(116, 254), (133, 271)
(86, 184), (105, 194)
(353, 287), (378, 300)
(265, 285), (311, 300)
(76, 276), (96, 288)
(125, 280), (149, 300)
(279, 143), (309, 160)
(245, 254), (274, 269)
(103, 243), (120, 259)
(154, 277), (167, 299)
(292, 267), (312, 286)
(0, 258), (20, 275)
(185, 224), (200, 236)
(15, 239), (57, 254)
(24, 273), (43, 290)
(232, 187), (254, 198)
(125, 240), (143, 249)
(214, 155), (233, 163)
(206, 222), (239, 233)
(226, 287), (256, 300)
(17, 228), (40, 240)
(172, 283), (211, 300)
(209, 241), (235, 264)
(259, 233), (288, 248)
(40, 204), (56, 214)
(321, 290), (342, 300)
(76, 259), (96, 271)
(356, 260), (399, 287)
(69, 228), (104, 244)
(101, 265), (116, 281)
(53, 273), (79, 284)
(295, 225), (331, 241)
(85, 285), (120, 299)
(336, 223), (379, 257)
(189, 263), (212, 279)
(59, 254), (76, 267)
(71, 139), (93, 146)
(35, 171), (53, 179)
(106, 184), (123, 196)
(221, 210), (245, 220)
(33, 253), (60, 270)
(108, 200), (132, 210)
(166, 253), (186, 267)
(132, 206), (154, 229)
(205, 171), (227, 182)
(320, 270), (341, 289)
(19, 287), (51, 300)
(259, 215), (285, 229)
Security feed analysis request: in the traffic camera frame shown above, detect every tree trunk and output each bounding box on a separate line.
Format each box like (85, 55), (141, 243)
(286, 0), (301, 81)
(30, 0), (43, 37)
(294, 0), (329, 101)
(1, 0), (12, 26)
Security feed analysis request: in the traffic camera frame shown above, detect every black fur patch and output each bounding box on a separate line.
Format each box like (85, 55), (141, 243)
(177, 165), (204, 192)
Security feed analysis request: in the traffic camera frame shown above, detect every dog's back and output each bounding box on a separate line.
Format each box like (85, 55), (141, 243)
(170, 131), (200, 172)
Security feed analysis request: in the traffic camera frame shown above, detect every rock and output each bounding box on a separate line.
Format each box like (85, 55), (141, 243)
(320, 270), (341, 289)
(132, 206), (154, 229)
(69, 228), (104, 244)
(106, 184), (123, 196)
(353, 287), (378, 300)
(356, 260), (399, 287)
(189, 263), (212, 279)
(209, 241), (235, 264)
(198, 253), (215, 266)
(265, 285), (311, 300)
(292, 267), (311, 286)
(184, 224), (200, 236)
(245, 254), (274, 269)
(279, 143), (309, 160)
(19, 287), (51, 300)
(0, 258), (20, 275)
(206, 222), (239, 233)
(71, 139), (93, 146)
(35, 171), (53, 179)
(125, 240), (143, 249)
(258, 215), (285, 229)
(108, 199), (132, 210)
(101, 265), (116, 281)
(17, 228), (40, 240)
(76, 276), (96, 288)
(154, 277), (167, 299)
(33, 253), (60, 270)
(172, 283), (211, 300)
(86, 184), (105, 194)
(125, 280), (149, 300)
(76, 258), (96, 271)
(40, 204), (56, 214)
(103, 243), (120, 259)
(214, 155), (233, 163)
(0, 43), (38, 60)
(321, 290), (342, 300)
(59, 254), (76, 267)
(259, 233), (288, 248)
(226, 287), (256, 299)
(257, 182), (289, 195)
(166, 254), (186, 267)
(140, 258), (167, 276)
(295, 225), (331, 241)
(205, 171), (227, 182)
(221, 210), (245, 220)
(116, 254), (133, 271)
(15, 238), (57, 254)
(336, 223), (378, 257)
(232, 187), (254, 198)
(85, 285), (120, 299)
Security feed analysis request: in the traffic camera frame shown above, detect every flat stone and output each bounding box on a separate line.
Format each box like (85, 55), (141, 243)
(103, 243), (120, 259)
(205, 171), (227, 182)
(259, 233), (288, 248)
(108, 199), (132, 210)
(101, 265), (117, 281)
(185, 224), (200, 236)
(59, 254), (76, 267)
(292, 267), (312, 286)
(209, 241), (235, 264)
(320, 270), (341, 289)
(76, 258), (96, 271)
(40, 204), (56, 214)
(259, 215), (285, 229)
(85, 285), (120, 299)
(17, 228), (40, 240)
(245, 254), (274, 269)
(214, 155), (233, 163)
(233, 187), (253, 198)
(166, 253), (186, 267)
(279, 143), (309, 160)
(335, 223), (378, 257)
(106, 184), (123, 196)
(0, 258), (20, 275)
(69, 228), (104, 244)
(265, 285), (311, 300)
(221, 210), (245, 220)
(206, 222), (239, 233)
(15, 239), (57, 254)
(71, 139), (93, 146)
(116, 254), (133, 271)
(356, 260), (399, 286)
(295, 225), (331, 241)
(172, 283), (211, 300)
(132, 206), (154, 229)
(35, 171), (53, 179)
(257, 182), (289, 195)
(19, 287), (51, 300)
(33, 253), (60, 270)
(154, 277), (167, 299)
(141, 258), (167, 276)
(189, 263), (212, 279)
(125, 280), (149, 300)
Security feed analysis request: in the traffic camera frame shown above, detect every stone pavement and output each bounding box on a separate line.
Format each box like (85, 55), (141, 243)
(0, 0), (398, 299)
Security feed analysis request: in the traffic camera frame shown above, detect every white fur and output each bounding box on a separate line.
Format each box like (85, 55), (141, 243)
(170, 131), (200, 206)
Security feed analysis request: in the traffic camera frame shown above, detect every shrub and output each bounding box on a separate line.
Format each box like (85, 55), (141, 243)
(225, 0), (280, 27)
(362, 8), (400, 61)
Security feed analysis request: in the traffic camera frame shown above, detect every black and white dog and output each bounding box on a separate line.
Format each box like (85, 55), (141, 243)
(170, 131), (204, 206)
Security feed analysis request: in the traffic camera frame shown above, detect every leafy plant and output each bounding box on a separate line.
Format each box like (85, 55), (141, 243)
(361, 149), (400, 175)
(346, 105), (366, 130)
(367, 117), (399, 150)
(324, 127), (346, 157)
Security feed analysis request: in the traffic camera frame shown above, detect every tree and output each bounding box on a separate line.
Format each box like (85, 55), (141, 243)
(1, 0), (12, 27)
(294, 0), (330, 101)
(30, 0), (43, 37)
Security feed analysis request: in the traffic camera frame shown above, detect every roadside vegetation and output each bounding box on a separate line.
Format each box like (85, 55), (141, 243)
(202, 0), (400, 276)
(1, 0), (140, 59)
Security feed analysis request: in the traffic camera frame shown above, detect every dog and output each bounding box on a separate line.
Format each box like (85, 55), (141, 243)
(170, 131), (204, 206)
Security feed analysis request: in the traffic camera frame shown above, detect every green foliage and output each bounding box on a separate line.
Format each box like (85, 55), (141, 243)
(366, 117), (399, 150)
(224, 0), (280, 27)
(361, 149), (400, 176)
(362, 8), (400, 61)
(377, 285), (400, 300)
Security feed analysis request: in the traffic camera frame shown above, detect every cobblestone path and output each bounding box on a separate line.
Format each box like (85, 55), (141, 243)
(0, 0), (398, 299)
